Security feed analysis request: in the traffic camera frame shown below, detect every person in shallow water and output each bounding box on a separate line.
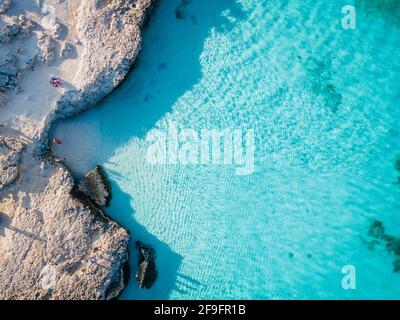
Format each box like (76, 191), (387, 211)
(53, 138), (62, 145)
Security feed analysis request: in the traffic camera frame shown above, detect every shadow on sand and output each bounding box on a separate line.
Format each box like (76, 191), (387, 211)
(0, 211), (45, 241)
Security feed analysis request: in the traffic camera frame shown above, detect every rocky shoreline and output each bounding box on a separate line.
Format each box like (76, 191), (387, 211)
(0, 0), (156, 300)
(36, 0), (156, 154)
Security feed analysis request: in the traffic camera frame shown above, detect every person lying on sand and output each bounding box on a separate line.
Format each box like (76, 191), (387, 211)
(49, 75), (62, 88)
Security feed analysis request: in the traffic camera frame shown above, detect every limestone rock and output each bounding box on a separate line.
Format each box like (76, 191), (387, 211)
(37, 32), (55, 64)
(394, 259), (400, 273)
(78, 165), (112, 207)
(0, 136), (25, 191)
(175, 0), (190, 20)
(0, 165), (130, 299)
(48, 22), (64, 40)
(60, 42), (74, 58)
(368, 220), (385, 239)
(367, 220), (400, 274)
(135, 241), (157, 289)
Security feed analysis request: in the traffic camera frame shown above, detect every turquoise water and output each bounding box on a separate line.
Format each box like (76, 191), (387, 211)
(52, 0), (400, 299)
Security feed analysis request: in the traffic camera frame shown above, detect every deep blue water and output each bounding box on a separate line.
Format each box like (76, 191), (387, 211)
(53, 0), (400, 299)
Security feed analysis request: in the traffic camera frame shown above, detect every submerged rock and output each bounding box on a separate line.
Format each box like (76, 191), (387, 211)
(175, 0), (190, 20)
(395, 155), (400, 172)
(393, 259), (400, 273)
(135, 241), (157, 289)
(366, 219), (400, 273)
(78, 165), (112, 207)
(175, 6), (188, 19)
(303, 56), (342, 113)
(368, 219), (385, 239)
(386, 238), (400, 256)
(0, 166), (130, 299)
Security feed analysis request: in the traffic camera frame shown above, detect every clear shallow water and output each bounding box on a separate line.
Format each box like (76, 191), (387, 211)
(52, 0), (400, 299)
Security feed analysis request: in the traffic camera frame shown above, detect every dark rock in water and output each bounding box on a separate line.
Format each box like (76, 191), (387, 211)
(190, 15), (198, 25)
(158, 62), (167, 70)
(78, 165), (112, 207)
(386, 238), (400, 256)
(324, 83), (342, 113)
(393, 259), (400, 273)
(60, 42), (75, 58)
(175, 6), (187, 19)
(368, 220), (385, 239)
(135, 241), (157, 289)
(395, 155), (400, 172)
(366, 220), (400, 273)
(175, 0), (190, 20)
